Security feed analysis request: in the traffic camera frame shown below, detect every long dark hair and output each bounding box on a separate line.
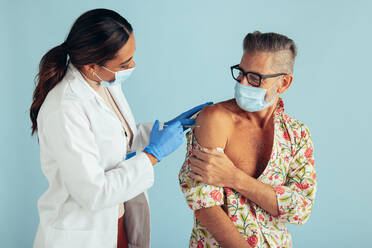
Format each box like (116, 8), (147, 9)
(30, 8), (133, 135)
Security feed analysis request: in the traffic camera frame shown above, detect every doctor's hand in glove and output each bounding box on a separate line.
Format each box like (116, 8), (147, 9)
(144, 102), (213, 165)
(144, 120), (184, 165)
(165, 102), (213, 130)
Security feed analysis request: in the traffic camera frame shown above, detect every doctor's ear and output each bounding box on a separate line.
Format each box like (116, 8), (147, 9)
(83, 64), (100, 75)
(278, 74), (293, 94)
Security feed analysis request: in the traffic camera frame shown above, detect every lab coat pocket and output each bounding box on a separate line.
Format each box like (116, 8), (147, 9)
(53, 199), (94, 230)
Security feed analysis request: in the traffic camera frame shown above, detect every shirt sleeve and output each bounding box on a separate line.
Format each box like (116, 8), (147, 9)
(178, 131), (225, 211)
(41, 103), (154, 211)
(273, 124), (317, 225)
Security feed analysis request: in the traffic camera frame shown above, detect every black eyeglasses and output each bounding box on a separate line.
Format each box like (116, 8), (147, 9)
(230, 64), (287, 87)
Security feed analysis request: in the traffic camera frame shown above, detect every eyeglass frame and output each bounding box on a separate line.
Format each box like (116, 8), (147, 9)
(230, 64), (287, 87)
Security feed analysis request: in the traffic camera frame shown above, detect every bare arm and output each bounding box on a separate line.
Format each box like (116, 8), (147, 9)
(190, 149), (279, 217)
(192, 106), (250, 247)
(195, 207), (250, 248)
(233, 171), (279, 216)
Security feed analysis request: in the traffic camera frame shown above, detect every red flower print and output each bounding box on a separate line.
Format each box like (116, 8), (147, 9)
(197, 200), (202, 205)
(295, 183), (309, 190)
(224, 187), (232, 197)
(230, 215), (238, 222)
(197, 240), (204, 248)
(250, 207), (256, 218)
(274, 175), (279, 179)
(187, 159), (191, 165)
(309, 159), (315, 165)
(291, 149), (296, 156)
(274, 186), (285, 195)
(293, 131), (298, 138)
(188, 204), (193, 209)
(293, 215), (299, 221)
(181, 184), (188, 189)
(278, 99), (284, 107)
(210, 190), (222, 202)
(247, 234), (258, 247)
(279, 210), (286, 216)
(301, 131), (306, 138)
(258, 214), (264, 222)
(283, 132), (290, 141)
(240, 196), (246, 205)
(276, 99), (285, 114)
(305, 147), (313, 158)
(312, 173), (317, 179)
(232, 200), (237, 204)
(269, 176), (273, 181)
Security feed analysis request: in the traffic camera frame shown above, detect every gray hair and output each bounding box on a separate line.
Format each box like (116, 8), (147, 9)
(243, 31), (297, 73)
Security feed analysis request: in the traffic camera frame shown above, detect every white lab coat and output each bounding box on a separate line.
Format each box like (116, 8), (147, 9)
(33, 62), (156, 248)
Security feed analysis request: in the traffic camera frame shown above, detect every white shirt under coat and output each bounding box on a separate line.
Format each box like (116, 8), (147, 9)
(33, 62), (156, 248)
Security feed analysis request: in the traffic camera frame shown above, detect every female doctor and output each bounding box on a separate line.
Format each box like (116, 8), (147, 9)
(30, 9), (210, 248)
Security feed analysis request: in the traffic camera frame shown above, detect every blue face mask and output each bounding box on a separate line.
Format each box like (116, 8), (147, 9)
(234, 82), (278, 112)
(94, 66), (135, 87)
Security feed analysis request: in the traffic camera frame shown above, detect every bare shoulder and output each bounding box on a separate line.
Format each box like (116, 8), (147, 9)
(193, 101), (234, 149)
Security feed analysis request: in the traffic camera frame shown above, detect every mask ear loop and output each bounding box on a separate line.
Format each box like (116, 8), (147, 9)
(88, 70), (104, 87)
(99, 66), (117, 83)
(102, 66), (116, 74)
(264, 77), (281, 104)
(92, 71), (103, 81)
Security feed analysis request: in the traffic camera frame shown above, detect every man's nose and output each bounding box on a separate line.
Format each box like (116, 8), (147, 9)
(240, 75), (250, 86)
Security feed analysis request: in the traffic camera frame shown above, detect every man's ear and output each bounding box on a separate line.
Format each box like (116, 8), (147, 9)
(278, 74), (293, 94)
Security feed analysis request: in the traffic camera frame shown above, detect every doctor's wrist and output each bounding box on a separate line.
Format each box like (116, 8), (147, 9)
(144, 151), (158, 166)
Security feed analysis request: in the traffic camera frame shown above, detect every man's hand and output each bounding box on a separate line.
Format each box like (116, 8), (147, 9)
(189, 148), (238, 188)
(190, 146), (280, 217)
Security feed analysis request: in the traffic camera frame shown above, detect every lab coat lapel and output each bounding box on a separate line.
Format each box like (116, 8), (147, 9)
(68, 62), (139, 138)
(107, 85), (138, 137)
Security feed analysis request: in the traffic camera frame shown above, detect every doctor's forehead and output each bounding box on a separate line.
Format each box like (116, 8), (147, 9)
(110, 33), (136, 65)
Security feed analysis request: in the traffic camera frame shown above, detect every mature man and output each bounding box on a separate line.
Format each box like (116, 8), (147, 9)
(179, 31), (316, 248)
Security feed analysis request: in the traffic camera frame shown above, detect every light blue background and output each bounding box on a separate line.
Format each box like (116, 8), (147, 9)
(2, 0), (372, 247)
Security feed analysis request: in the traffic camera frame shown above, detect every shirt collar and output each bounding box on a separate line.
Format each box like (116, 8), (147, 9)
(65, 62), (101, 100)
(273, 98), (285, 119)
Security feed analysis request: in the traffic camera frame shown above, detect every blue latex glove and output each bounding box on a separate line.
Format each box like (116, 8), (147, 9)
(165, 102), (213, 130)
(144, 120), (184, 162)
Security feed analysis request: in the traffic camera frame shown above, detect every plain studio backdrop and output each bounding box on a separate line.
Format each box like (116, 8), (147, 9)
(1, 0), (371, 247)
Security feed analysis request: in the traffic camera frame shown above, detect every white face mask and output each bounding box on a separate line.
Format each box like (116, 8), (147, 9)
(94, 66), (135, 87)
(234, 81), (279, 112)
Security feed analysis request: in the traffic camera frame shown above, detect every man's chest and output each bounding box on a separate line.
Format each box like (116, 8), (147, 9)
(224, 125), (275, 178)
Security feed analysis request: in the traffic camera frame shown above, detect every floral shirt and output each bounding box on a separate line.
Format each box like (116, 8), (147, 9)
(179, 99), (316, 248)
